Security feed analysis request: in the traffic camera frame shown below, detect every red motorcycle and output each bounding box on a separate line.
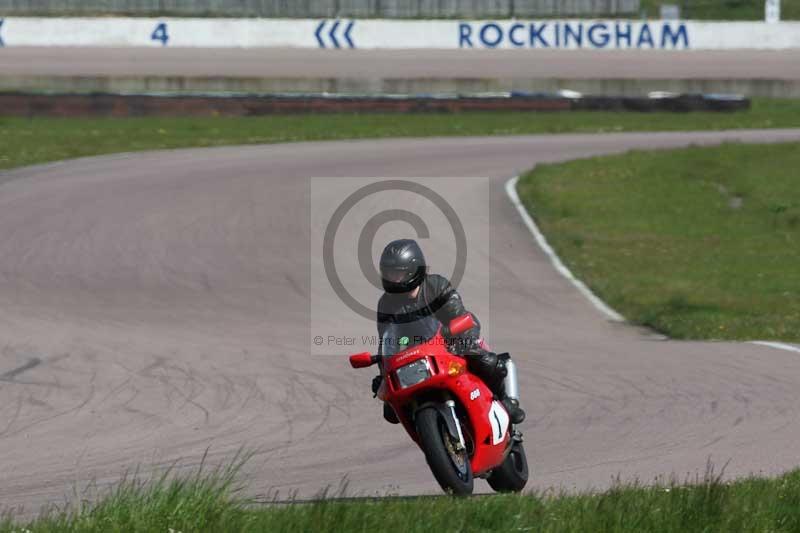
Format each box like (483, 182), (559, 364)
(349, 313), (528, 495)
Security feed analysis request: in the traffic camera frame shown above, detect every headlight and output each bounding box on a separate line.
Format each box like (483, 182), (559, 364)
(394, 358), (431, 389)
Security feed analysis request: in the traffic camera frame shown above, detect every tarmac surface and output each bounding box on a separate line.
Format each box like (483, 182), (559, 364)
(1, 48), (799, 79)
(2, 129), (800, 514)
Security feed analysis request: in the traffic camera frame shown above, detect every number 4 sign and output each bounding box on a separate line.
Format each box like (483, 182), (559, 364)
(151, 22), (169, 45)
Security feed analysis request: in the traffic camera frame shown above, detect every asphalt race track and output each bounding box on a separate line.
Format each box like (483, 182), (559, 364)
(2, 130), (800, 514)
(1, 48), (800, 79)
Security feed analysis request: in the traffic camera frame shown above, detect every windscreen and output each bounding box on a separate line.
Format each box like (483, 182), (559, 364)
(380, 315), (440, 359)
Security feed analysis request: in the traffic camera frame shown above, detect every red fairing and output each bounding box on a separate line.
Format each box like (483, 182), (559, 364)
(380, 330), (510, 476)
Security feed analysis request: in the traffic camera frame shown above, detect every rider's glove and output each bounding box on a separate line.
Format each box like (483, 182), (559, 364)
(440, 324), (452, 339)
(448, 335), (480, 356)
(441, 319), (480, 356)
(371, 374), (383, 397)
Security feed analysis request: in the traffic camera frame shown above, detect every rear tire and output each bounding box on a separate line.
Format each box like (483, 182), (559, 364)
(487, 441), (529, 493)
(416, 407), (473, 495)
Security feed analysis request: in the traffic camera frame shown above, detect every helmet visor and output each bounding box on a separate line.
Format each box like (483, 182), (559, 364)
(381, 267), (411, 283)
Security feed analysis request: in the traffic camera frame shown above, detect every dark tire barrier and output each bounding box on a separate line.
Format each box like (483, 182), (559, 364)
(0, 91), (749, 117)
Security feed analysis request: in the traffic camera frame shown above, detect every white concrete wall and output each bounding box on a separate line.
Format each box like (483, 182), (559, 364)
(1, 17), (800, 50)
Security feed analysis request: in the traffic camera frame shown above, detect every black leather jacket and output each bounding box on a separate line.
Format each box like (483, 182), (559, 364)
(375, 274), (506, 392)
(376, 274), (479, 354)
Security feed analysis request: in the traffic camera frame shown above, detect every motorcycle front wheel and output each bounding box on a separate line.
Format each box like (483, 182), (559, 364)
(416, 407), (474, 495)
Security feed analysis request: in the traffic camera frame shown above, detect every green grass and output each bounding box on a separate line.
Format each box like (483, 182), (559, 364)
(6, 458), (800, 533)
(517, 141), (800, 342)
(641, 0), (800, 20)
(2, 98), (800, 172)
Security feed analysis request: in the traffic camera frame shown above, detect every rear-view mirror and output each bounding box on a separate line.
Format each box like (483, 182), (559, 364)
(349, 352), (376, 368)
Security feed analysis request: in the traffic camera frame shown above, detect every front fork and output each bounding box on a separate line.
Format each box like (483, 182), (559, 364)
(416, 398), (467, 452)
(445, 399), (466, 451)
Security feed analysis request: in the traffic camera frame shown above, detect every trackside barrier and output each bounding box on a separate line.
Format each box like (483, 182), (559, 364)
(0, 18), (799, 49)
(0, 92), (750, 118)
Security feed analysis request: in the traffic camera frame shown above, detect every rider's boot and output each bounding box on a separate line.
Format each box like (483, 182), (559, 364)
(498, 356), (526, 425)
(466, 348), (526, 424)
(502, 397), (526, 425)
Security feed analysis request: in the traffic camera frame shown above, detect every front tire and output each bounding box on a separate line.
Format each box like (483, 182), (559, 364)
(416, 407), (473, 495)
(487, 441), (529, 492)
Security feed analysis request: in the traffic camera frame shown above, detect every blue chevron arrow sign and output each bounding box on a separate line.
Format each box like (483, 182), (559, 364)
(315, 20), (356, 49)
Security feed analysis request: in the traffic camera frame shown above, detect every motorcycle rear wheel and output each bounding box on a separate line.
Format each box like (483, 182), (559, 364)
(487, 440), (529, 492)
(416, 407), (474, 495)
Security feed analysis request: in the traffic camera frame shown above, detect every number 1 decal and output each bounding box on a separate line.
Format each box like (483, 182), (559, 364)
(488, 401), (510, 445)
(0, 19), (5, 47)
(151, 22), (169, 46)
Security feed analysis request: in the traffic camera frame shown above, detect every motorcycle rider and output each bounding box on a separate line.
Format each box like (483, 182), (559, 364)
(373, 238), (525, 425)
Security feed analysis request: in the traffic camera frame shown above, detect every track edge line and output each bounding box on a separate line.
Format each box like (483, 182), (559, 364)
(504, 175), (625, 323)
(750, 341), (800, 354)
(505, 176), (800, 352)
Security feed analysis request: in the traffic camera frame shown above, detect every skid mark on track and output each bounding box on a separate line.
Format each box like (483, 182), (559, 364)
(0, 357), (42, 381)
(154, 361), (211, 425)
(0, 395), (24, 437)
(0, 371), (96, 438)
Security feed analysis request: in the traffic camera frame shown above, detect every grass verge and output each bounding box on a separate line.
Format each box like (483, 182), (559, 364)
(641, 0), (800, 20)
(1, 98), (800, 172)
(517, 141), (800, 342)
(5, 460), (800, 533)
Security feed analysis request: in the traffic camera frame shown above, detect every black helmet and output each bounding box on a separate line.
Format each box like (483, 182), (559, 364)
(379, 239), (427, 293)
